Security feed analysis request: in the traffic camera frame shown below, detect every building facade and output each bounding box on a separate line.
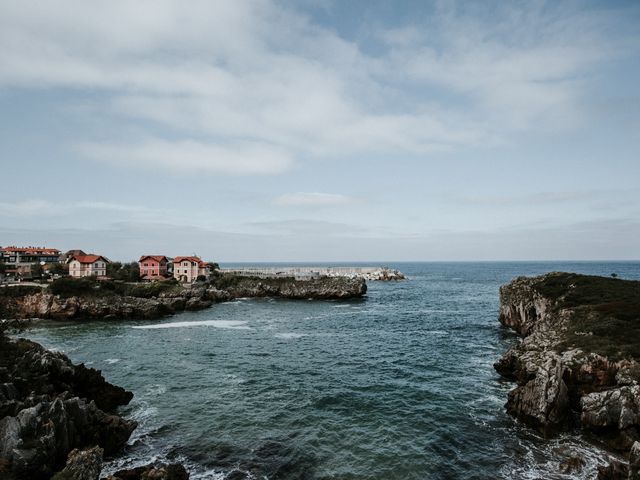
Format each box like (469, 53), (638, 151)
(68, 254), (109, 278)
(139, 255), (169, 280)
(0, 246), (61, 278)
(173, 256), (211, 283)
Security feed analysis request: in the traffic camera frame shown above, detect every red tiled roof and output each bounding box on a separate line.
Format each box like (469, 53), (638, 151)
(139, 255), (168, 263)
(0, 246), (61, 254)
(70, 254), (109, 264)
(173, 256), (201, 264)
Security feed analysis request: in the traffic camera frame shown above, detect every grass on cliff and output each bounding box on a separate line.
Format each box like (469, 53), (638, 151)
(210, 274), (296, 290)
(536, 273), (640, 360)
(0, 285), (43, 298)
(48, 277), (182, 299)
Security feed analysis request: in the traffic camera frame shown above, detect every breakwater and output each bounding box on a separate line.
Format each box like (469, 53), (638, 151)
(219, 266), (405, 281)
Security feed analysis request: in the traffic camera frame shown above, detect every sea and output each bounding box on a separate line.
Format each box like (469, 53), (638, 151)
(21, 262), (640, 480)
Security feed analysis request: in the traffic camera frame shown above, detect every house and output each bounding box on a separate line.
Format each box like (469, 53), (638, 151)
(139, 255), (169, 280)
(67, 254), (109, 278)
(0, 246), (62, 278)
(173, 256), (212, 283)
(60, 249), (87, 263)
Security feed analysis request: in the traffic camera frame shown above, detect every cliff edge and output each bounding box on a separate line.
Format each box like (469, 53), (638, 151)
(494, 272), (640, 477)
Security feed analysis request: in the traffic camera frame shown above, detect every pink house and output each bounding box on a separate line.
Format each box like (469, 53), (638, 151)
(139, 255), (169, 280)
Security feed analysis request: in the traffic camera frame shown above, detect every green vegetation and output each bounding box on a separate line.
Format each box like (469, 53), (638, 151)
(30, 263), (44, 279)
(111, 279), (180, 298)
(49, 263), (68, 276)
(106, 261), (140, 282)
(49, 277), (99, 297)
(536, 273), (640, 360)
(48, 276), (181, 299)
(0, 285), (43, 298)
(210, 274), (296, 290)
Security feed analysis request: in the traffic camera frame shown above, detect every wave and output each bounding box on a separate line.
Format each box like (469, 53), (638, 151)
(275, 332), (308, 339)
(132, 320), (251, 330)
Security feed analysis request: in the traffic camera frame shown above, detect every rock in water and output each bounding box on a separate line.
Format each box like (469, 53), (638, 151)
(52, 447), (103, 480)
(104, 463), (189, 480)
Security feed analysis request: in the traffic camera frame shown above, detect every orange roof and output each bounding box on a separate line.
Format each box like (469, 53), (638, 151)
(173, 256), (202, 264)
(0, 246), (60, 254)
(139, 255), (168, 263)
(70, 254), (109, 264)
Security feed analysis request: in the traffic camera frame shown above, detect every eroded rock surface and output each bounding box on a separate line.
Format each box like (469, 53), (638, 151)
(495, 272), (640, 463)
(0, 334), (135, 480)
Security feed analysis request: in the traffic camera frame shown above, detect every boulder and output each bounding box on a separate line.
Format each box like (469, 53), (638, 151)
(52, 446), (103, 480)
(104, 463), (189, 480)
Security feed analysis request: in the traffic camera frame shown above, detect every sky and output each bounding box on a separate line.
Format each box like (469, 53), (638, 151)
(0, 0), (639, 262)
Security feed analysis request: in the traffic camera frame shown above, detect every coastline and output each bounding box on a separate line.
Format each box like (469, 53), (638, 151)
(494, 272), (640, 478)
(0, 274), (368, 322)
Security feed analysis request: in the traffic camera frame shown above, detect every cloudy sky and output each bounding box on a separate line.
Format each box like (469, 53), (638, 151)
(1, 0), (639, 262)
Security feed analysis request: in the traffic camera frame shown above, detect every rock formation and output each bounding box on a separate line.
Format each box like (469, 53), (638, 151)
(0, 333), (136, 480)
(209, 275), (367, 300)
(0, 275), (367, 322)
(495, 272), (640, 474)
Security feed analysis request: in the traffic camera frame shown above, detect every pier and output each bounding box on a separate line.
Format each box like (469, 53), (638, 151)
(219, 266), (405, 281)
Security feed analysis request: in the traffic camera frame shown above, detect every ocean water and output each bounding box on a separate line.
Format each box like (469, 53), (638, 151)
(22, 262), (640, 479)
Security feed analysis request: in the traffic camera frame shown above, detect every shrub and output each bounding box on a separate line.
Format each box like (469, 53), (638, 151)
(0, 285), (43, 298)
(49, 277), (98, 297)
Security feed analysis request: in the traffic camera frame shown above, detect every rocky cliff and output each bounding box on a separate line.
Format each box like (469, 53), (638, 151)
(209, 275), (368, 300)
(0, 275), (367, 321)
(494, 272), (640, 478)
(0, 332), (136, 479)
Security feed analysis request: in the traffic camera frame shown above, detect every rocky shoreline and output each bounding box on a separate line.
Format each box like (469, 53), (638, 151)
(0, 329), (191, 479)
(0, 275), (367, 321)
(494, 272), (640, 478)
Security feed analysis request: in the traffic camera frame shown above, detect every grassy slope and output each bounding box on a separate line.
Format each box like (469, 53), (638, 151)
(532, 273), (640, 360)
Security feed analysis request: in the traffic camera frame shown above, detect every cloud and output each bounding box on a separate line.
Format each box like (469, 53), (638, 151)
(0, 199), (163, 218)
(273, 192), (356, 207)
(452, 188), (640, 209)
(0, 0), (632, 176)
(77, 139), (294, 176)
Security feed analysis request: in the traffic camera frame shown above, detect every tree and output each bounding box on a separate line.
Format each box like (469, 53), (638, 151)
(106, 261), (140, 282)
(0, 261), (6, 275)
(49, 263), (68, 276)
(30, 263), (44, 279)
(106, 261), (123, 278)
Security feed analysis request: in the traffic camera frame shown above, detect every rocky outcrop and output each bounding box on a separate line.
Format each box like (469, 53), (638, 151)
(52, 447), (103, 480)
(495, 272), (640, 464)
(209, 275), (367, 300)
(1, 275), (367, 322)
(0, 334), (136, 480)
(103, 462), (189, 480)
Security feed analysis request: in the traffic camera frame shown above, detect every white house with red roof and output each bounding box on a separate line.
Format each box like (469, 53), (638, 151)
(68, 254), (109, 278)
(173, 256), (212, 283)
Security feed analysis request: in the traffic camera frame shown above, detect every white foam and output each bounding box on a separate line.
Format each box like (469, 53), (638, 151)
(132, 320), (251, 330)
(105, 358), (120, 364)
(275, 332), (307, 339)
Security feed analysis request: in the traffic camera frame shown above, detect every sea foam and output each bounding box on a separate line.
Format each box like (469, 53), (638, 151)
(132, 320), (251, 330)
